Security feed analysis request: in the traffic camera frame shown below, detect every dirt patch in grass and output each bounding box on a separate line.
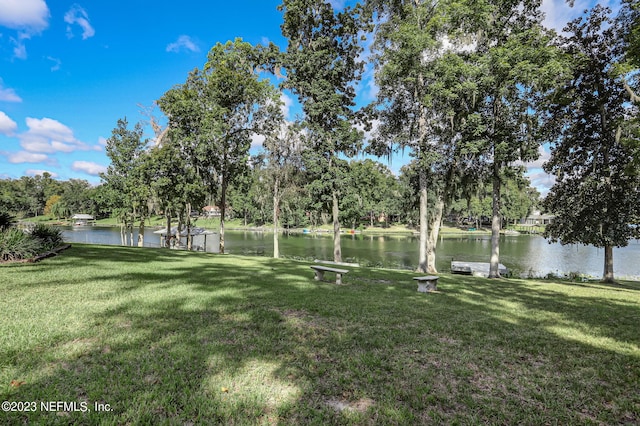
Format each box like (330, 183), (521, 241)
(326, 397), (375, 413)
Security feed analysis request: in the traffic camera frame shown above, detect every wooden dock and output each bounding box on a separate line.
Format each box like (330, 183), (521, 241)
(451, 261), (509, 277)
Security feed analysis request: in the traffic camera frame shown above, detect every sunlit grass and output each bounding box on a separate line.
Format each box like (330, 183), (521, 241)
(1, 244), (639, 424)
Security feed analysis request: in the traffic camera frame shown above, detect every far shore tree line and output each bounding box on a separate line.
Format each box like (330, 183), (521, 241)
(2, 0), (638, 283)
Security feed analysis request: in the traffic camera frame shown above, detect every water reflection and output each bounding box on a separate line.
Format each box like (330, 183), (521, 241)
(60, 226), (640, 280)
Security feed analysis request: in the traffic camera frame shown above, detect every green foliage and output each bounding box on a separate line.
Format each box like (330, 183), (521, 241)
(158, 38), (281, 252)
(0, 173), (63, 217)
(542, 6), (640, 281)
(0, 212), (16, 231)
(101, 118), (152, 230)
(29, 224), (63, 251)
(0, 228), (41, 261)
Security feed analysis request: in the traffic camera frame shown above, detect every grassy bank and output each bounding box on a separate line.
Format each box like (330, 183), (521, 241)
(1, 245), (639, 424)
(22, 215), (496, 236)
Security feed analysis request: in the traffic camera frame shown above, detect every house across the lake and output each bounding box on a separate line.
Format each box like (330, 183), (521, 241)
(71, 214), (95, 226)
(521, 210), (555, 226)
(202, 206), (221, 217)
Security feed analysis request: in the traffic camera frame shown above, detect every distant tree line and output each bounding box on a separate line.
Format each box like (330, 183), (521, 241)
(0, 173), (101, 220)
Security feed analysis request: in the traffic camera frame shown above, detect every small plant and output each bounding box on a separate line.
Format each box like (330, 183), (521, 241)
(29, 224), (63, 251)
(0, 212), (16, 231)
(0, 228), (41, 262)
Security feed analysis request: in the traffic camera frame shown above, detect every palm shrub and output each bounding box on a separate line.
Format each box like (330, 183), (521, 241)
(0, 228), (41, 261)
(0, 212), (16, 231)
(30, 224), (63, 251)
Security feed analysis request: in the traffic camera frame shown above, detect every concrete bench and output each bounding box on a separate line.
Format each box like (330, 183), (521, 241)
(310, 265), (349, 285)
(413, 275), (438, 293)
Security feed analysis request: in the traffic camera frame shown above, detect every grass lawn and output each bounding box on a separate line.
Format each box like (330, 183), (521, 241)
(1, 245), (639, 425)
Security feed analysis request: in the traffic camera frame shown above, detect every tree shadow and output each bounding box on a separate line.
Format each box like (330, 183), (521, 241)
(1, 249), (639, 424)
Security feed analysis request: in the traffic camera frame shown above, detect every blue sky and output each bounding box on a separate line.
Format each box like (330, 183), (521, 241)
(0, 0), (617, 193)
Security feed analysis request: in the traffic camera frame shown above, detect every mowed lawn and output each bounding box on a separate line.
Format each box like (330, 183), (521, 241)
(1, 245), (639, 425)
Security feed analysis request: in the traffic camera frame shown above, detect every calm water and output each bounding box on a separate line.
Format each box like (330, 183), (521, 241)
(60, 226), (640, 280)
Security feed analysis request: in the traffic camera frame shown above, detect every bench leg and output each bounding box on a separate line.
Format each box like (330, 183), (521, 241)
(335, 273), (342, 285)
(417, 280), (437, 292)
(314, 270), (324, 281)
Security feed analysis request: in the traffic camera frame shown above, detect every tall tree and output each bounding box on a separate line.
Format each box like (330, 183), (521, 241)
(146, 136), (205, 249)
(460, 0), (565, 278)
(543, 6), (640, 283)
(159, 38), (281, 253)
(262, 121), (304, 258)
(101, 118), (151, 247)
(367, 0), (490, 273)
(279, 0), (366, 262)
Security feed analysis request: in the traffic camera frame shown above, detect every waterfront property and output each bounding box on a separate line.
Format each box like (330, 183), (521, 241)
(71, 214), (95, 226)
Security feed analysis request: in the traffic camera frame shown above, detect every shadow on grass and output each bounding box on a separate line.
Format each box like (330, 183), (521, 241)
(1, 245), (639, 424)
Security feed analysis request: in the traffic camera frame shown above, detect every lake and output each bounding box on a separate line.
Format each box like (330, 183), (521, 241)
(60, 226), (640, 280)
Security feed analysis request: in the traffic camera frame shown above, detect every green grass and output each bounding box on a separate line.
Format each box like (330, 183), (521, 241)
(1, 245), (639, 425)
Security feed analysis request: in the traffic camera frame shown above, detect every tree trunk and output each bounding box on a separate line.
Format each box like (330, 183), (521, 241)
(489, 164), (501, 278)
(186, 203), (193, 251)
(137, 216), (145, 247)
(165, 212), (171, 248)
(332, 189), (342, 262)
(176, 211), (183, 250)
(219, 179), (227, 254)
(417, 170), (429, 273)
(427, 197), (444, 274)
(120, 222), (126, 246)
(602, 244), (615, 283)
(273, 176), (280, 259)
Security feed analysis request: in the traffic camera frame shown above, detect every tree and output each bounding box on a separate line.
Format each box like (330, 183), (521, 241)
(262, 121), (304, 258)
(60, 179), (94, 216)
(101, 118), (151, 247)
(146, 136), (205, 250)
(340, 159), (397, 228)
(279, 0), (366, 262)
(543, 6), (640, 283)
(457, 0), (566, 278)
(159, 38), (281, 253)
(367, 0), (488, 273)
(617, 0), (640, 102)
(44, 195), (62, 218)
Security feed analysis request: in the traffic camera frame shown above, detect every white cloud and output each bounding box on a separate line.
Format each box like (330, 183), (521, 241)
(523, 145), (552, 169)
(0, 0), (49, 59)
(0, 0), (49, 32)
(0, 111), (18, 135)
(280, 93), (293, 119)
(7, 151), (48, 163)
(25, 169), (58, 178)
(19, 117), (89, 154)
(71, 160), (106, 176)
(0, 80), (22, 102)
(328, 0), (345, 10)
(540, 0), (622, 33)
(527, 171), (556, 196)
(355, 118), (380, 144)
(10, 36), (28, 59)
(47, 56), (61, 71)
(166, 35), (200, 53)
(250, 133), (266, 149)
(64, 4), (95, 40)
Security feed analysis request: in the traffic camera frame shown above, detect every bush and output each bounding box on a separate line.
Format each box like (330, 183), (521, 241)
(0, 228), (41, 262)
(0, 212), (16, 231)
(30, 224), (63, 251)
